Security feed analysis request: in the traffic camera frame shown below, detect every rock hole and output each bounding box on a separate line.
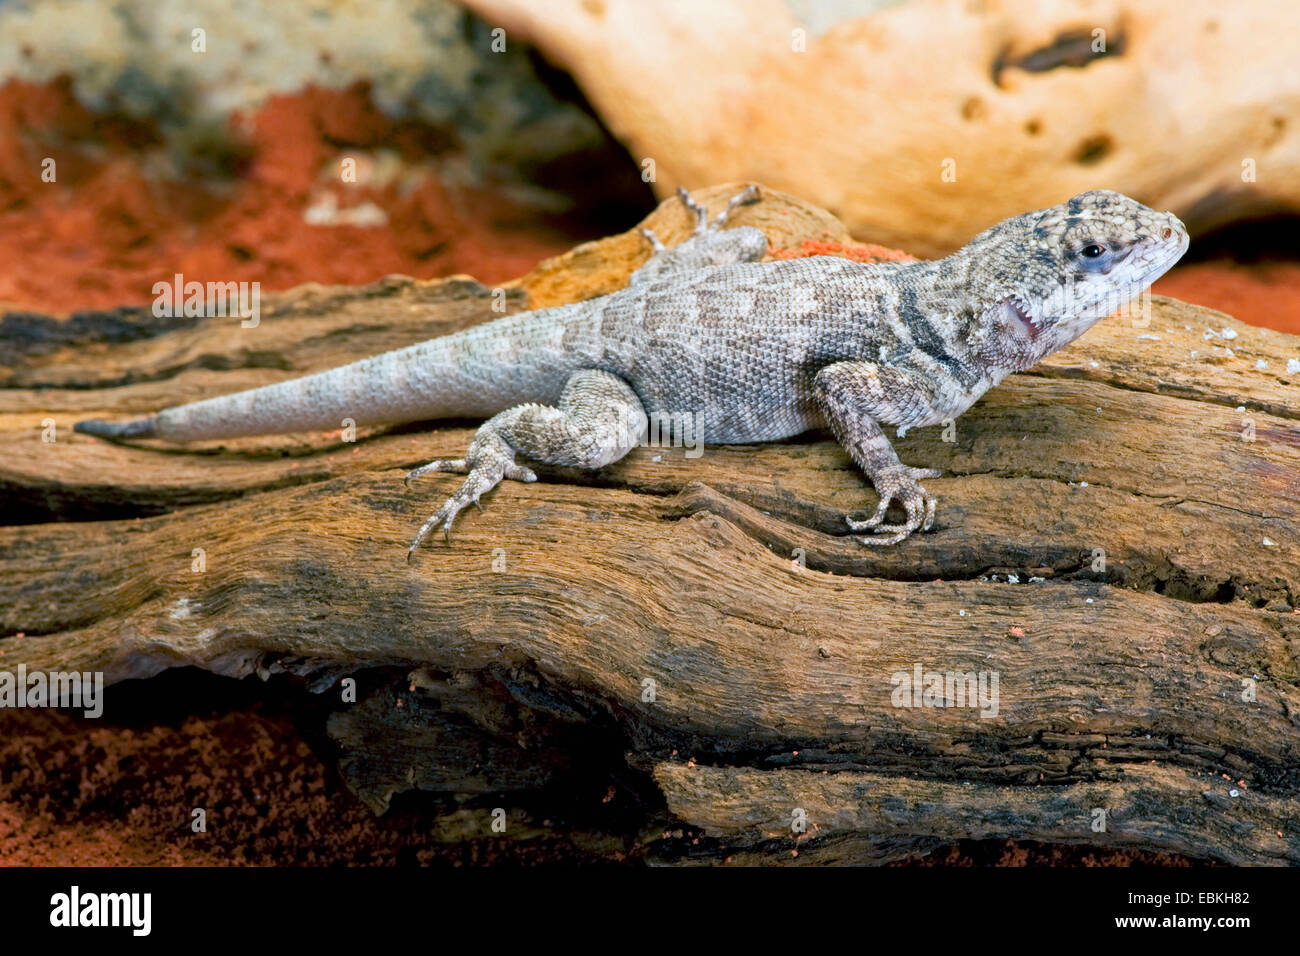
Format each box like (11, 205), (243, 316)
(1073, 134), (1113, 165)
(1266, 116), (1286, 147)
(991, 25), (1127, 88)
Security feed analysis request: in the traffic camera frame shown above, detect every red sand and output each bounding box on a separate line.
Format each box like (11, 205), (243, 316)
(0, 78), (579, 315)
(0, 683), (612, 866)
(770, 239), (916, 263)
(1155, 260), (1300, 333)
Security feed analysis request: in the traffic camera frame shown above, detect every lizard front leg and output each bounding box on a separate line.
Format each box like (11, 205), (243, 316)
(405, 369), (647, 560)
(814, 361), (946, 546)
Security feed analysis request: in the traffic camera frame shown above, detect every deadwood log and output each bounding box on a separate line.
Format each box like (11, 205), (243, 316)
(1, 185), (1298, 864)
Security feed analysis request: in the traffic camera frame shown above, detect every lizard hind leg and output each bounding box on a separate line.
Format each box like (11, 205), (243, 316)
(405, 369), (647, 561)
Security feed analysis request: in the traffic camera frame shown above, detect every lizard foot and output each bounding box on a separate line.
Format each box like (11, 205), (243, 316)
(848, 465), (940, 546)
(404, 433), (537, 561)
(632, 186), (766, 284)
(638, 186), (762, 254)
(676, 184), (760, 234)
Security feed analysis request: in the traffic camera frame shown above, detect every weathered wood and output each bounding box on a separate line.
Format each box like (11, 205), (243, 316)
(1, 185), (1298, 864)
(326, 681), (569, 815)
(654, 763), (1297, 866)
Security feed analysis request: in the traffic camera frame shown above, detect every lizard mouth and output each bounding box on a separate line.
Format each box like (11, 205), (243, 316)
(1001, 295), (1039, 338)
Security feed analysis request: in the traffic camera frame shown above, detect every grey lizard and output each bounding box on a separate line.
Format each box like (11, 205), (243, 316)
(75, 185), (1189, 559)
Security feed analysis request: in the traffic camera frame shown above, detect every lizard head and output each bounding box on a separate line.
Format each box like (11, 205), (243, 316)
(968, 189), (1189, 371)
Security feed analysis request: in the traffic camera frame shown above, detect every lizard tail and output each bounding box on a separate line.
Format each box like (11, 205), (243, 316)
(73, 307), (585, 443)
(74, 417), (159, 439)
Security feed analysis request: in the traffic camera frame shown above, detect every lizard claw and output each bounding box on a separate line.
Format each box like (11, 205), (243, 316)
(848, 465), (940, 545)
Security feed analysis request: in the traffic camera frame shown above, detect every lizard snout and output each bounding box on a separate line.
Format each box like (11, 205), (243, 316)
(1161, 211), (1189, 245)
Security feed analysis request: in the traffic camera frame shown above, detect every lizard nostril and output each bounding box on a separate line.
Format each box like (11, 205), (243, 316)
(1162, 227), (1173, 239)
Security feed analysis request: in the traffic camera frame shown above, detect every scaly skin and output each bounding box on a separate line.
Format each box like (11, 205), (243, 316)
(76, 186), (1189, 558)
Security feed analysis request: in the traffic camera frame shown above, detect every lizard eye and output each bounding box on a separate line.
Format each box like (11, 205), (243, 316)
(1080, 243), (1106, 258)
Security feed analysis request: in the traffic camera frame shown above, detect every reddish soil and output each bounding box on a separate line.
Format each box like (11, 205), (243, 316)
(1155, 260), (1300, 334)
(0, 78), (586, 315)
(770, 239), (916, 263)
(0, 673), (619, 866)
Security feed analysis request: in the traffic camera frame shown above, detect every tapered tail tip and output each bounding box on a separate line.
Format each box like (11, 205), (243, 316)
(74, 417), (158, 439)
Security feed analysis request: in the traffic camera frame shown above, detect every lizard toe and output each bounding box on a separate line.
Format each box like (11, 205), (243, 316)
(503, 461), (538, 482)
(854, 513), (923, 546)
(859, 521), (912, 534)
(676, 187), (709, 232)
(407, 500), (456, 561)
(921, 492), (937, 531)
(846, 490), (894, 531)
(405, 458), (468, 486)
(855, 527), (911, 546)
(710, 185), (761, 229)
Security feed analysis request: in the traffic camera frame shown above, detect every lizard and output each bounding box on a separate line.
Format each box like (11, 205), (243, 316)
(75, 185), (1189, 560)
